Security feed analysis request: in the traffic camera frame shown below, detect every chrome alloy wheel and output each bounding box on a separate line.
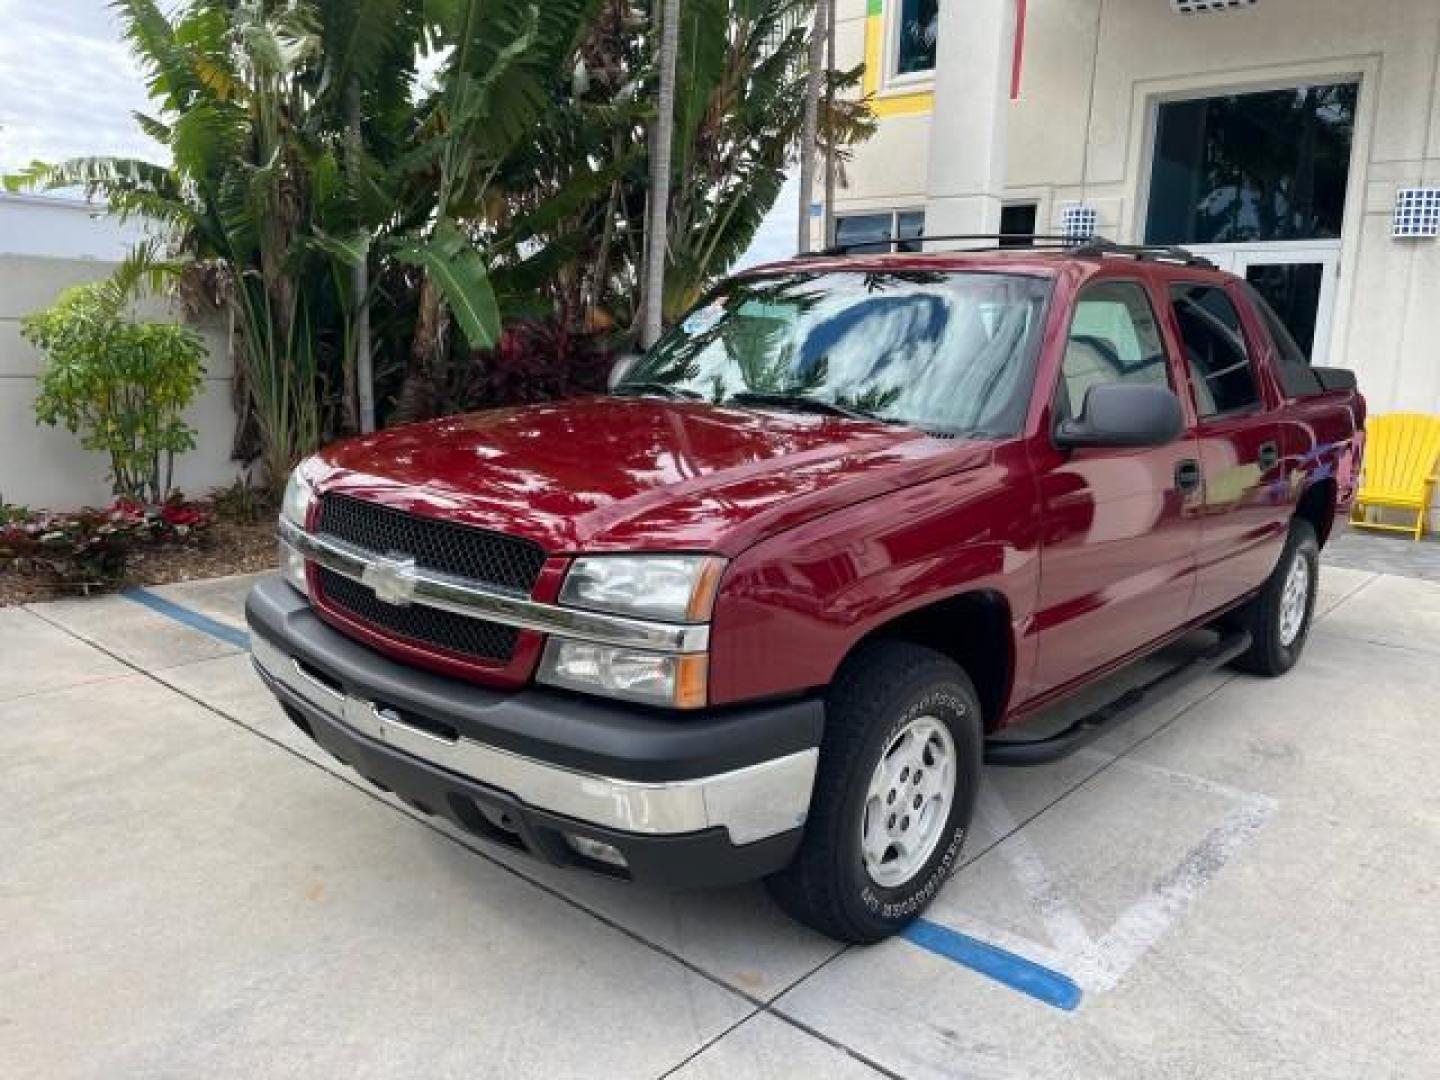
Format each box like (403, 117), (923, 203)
(860, 716), (957, 888)
(1278, 551), (1311, 647)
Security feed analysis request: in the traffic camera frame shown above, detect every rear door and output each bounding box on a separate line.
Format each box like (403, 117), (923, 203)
(1032, 280), (1202, 695)
(1166, 281), (1287, 619)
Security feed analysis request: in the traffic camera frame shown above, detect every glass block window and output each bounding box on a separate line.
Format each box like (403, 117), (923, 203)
(1061, 205), (1098, 242)
(895, 0), (940, 76)
(1393, 188), (1440, 239)
(1171, 0), (1257, 13)
(1146, 83), (1357, 245)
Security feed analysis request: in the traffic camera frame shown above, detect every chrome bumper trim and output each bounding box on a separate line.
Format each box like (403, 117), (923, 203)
(279, 517), (709, 654)
(253, 635), (815, 845)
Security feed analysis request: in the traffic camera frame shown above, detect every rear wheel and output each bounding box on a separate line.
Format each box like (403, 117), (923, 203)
(765, 641), (982, 943)
(1229, 519), (1320, 677)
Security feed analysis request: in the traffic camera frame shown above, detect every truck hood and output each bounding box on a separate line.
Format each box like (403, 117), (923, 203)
(312, 396), (993, 555)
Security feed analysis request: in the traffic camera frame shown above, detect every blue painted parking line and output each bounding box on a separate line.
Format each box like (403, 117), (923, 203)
(122, 587), (251, 650)
(903, 918), (1083, 1011)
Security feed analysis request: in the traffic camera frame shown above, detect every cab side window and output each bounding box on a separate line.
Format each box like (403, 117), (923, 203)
(1170, 284), (1261, 417)
(1058, 282), (1170, 421)
(1242, 283), (1324, 398)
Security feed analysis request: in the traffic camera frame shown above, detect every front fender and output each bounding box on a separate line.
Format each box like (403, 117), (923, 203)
(707, 449), (1041, 706)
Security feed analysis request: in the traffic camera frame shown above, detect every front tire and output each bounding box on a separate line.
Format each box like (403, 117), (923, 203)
(1229, 519), (1320, 677)
(765, 641), (982, 943)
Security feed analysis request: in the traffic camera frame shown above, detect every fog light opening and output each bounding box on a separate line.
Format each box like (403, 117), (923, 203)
(564, 833), (628, 869)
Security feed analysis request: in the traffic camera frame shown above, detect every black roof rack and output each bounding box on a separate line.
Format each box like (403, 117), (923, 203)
(806, 233), (1218, 270)
(810, 233), (1076, 257)
(1071, 238), (1217, 269)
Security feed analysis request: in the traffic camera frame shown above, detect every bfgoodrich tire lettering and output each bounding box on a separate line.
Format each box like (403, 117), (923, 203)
(765, 641), (982, 943)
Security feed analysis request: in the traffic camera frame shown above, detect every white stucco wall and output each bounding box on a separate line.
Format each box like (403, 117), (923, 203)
(836, 0), (1440, 417)
(0, 194), (240, 510)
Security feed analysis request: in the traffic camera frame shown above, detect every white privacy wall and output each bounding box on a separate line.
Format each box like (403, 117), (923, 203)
(0, 193), (240, 509)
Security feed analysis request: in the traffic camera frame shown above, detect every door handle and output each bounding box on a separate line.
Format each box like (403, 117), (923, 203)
(1176, 458), (1202, 493)
(1258, 441), (1280, 471)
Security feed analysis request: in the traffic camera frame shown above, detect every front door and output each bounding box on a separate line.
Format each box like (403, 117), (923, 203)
(1032, 281), (1202, 696)
(1189, 243), (1341, 364)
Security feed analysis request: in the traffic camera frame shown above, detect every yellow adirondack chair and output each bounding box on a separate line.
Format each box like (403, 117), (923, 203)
(1351, 413), (1440, 540)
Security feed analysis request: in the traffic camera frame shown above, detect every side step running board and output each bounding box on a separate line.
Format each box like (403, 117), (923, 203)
(983, 630), (1251, 767)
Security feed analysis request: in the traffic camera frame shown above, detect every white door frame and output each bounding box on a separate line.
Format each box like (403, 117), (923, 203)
(1185, 240), (1341, 365)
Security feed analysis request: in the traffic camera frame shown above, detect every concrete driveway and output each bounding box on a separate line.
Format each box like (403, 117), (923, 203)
(3, 560), (1437, 1078)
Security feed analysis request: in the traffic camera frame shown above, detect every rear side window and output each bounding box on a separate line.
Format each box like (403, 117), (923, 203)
(1170, 284), (1261, 417)
(1058, 282), (1170, 420)
(1242, 283), (1325, 397)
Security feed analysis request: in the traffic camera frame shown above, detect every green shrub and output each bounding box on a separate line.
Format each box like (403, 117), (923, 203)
(23, 284), (206, 504)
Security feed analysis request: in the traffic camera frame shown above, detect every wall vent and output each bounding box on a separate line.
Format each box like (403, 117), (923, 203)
(1393, 188), (1440, 239)
(1061, 205), (1098, 242)
(1171, 1), (1258, 14)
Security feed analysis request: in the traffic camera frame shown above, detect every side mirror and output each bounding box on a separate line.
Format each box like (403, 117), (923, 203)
(607, 353), (641, 391)
(1055, 383), (1184, 450)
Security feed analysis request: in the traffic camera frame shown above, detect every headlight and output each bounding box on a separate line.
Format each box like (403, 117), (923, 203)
(278, 464), (316, 596)
(280, 465), (316, 528)
(537, 639), (708, 709)
(545, 555), (723, 707)
(559, 555), (725, 622)
(278, 538), (309, 597)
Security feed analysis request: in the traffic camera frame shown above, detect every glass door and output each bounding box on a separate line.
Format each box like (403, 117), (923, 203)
(1185, 243), (1340, 365)
(1141, 81), (1358, 367)
(1232, 245), (1339, 365)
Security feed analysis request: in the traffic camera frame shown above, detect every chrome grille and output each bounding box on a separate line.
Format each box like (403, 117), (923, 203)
(317, 567), (521, 663)
(316, 494), (546, 594)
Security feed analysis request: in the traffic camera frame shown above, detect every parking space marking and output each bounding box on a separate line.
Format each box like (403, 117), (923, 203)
(903, 918), (1084, 1010)
(928, 757), (1277, 998)
(122, 586), (251, 649)
(108, 587), (1275, 1023)
(32, 596), (905, 1080)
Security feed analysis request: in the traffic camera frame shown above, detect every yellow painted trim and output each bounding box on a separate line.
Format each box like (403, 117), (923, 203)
(864, 13), (933, 117)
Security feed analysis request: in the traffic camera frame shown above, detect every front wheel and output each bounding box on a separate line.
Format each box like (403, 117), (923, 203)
(1229, 519), (1320, 677)
(765, 641), (982, 943)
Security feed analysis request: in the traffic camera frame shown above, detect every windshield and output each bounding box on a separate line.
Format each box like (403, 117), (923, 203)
(618, 270), (1052, 436)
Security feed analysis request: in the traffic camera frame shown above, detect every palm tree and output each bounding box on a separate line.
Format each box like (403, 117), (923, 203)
(7, 0), (401, 482)
(8, 0), (872, 461)
(654, 0), (873, 320)
(640, 0), (681, 349)
(9, 0), (601, 457)
(796, 0), (827, 253)
(387, 0), (604, 420)
(312, 0), (429, 433)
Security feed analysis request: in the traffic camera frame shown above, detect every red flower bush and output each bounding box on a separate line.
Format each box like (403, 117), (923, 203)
(0, 498), (213, 587)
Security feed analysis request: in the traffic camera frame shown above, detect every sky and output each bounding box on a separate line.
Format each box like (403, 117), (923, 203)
(0, 0), (794, 262)
(0, 0), (162, 175)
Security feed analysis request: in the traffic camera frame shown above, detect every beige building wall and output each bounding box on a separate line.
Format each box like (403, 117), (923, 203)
(835, 0), (1440, 416)
(0, 196), (239, 510)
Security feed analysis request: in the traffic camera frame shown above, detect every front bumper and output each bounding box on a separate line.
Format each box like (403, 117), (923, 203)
(245, 577), (821, 888)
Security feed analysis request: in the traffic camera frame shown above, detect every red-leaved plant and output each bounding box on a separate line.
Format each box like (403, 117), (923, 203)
(0, 498), (214, 587)
(445, 320), (613, 411)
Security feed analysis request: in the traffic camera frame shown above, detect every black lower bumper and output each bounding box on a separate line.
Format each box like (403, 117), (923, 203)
(245, 577), (820, 889)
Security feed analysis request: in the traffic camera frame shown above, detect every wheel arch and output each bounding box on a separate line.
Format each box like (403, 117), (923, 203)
(1295, 476), (1338, 548)
(843, 589), (1015, 734)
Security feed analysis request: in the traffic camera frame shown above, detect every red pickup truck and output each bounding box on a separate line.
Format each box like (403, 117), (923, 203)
(247, 241), (1363, 943)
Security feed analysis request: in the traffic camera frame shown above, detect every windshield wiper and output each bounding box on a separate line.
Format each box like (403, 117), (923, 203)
(613, 382), (703, 401)
(727, 392), (895, 424)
